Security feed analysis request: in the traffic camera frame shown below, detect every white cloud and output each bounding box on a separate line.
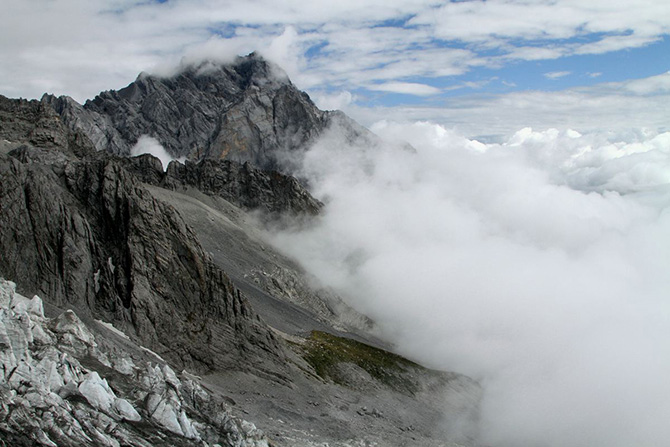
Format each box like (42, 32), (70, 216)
(574, 33), (662, 55)
(544, 71), (572, 80)
(368, 81), (441, 96)
(622, 70), (670, 94)
(259, 26), (303, 83)
(341, 72), (670, 140)
(311, 90), (355, 111)
(1, 0), (668, 101)
(502, 45), (567, 61)
(268, 120), (670, 447)
(410, 0), (670, 50)
(130, 135), (184, 170)
(410, 1), (582, 42)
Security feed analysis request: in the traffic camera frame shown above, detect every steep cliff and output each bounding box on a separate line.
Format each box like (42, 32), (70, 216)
(1, 96), (285, 377)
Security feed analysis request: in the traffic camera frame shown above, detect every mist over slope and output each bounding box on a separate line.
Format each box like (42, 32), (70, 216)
(269, 121), (670, 447)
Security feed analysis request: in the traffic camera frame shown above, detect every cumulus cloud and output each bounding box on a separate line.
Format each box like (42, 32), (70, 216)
(268, 120), (670, 447)
(130, 135), (183, 170)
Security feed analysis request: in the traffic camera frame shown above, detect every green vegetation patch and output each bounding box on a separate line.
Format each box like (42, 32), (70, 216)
(300, 330), (423, 395)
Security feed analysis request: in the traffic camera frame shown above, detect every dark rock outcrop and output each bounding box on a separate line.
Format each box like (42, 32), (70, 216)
(42, 53), (342, 171)
(0, 97), (286, 376)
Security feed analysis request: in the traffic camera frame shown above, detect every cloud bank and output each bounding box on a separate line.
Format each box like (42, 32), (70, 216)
(268, 121), (670, 447)
(2, 0), (667, 145)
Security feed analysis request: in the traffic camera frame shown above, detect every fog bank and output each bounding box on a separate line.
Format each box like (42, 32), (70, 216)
(269, 121), (670, 447)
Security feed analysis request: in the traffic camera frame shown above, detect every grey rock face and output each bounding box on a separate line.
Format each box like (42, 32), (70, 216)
(43, 53), (342, 171)
(0, 94), (95, 158)
(0, 99), (286, 376)
(0, 148), (285, 375)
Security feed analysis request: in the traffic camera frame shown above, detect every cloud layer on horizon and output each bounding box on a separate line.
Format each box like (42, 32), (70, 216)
(339, 71), (670, 139)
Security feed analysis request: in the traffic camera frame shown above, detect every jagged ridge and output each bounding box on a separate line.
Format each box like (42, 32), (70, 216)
(0, 96), (288, 377)
(42, 53), (339, 171)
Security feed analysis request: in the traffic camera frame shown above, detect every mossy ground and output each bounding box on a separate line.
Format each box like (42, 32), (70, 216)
(298, 330), (425, 395)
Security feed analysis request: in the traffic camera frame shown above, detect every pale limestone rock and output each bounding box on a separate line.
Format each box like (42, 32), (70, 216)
(112, 356), (136, 375)
(0, 279), (15, 308)
(178, 408), (200, 439)
(11, 294), (45, 318)
(50, 310), (97, 347)
(162, 364), (180, 389)
(149, 394), (184, 435)
(0, 317), (18, 377)
(113, 397), (142, 421)
(78, 371), (115, 412)
(36, 356), (64, 391)
(30, 319), (53, 345)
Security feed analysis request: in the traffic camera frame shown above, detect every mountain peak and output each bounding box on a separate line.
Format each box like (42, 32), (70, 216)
(231, 52), (290, 87)
(155, 52), (290, 91)
(44, 53), (340, 171)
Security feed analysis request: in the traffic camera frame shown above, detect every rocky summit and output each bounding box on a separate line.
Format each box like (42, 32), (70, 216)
(0, 54), (481, 446)
(41, 53), (371, 172)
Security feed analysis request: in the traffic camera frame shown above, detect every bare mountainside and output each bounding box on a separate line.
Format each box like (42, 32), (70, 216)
(0, 54), (481, 446)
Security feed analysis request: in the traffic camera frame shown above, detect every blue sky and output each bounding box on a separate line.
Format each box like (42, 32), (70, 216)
(367, 36), (670, 102)
(1, 0), (668, 138)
